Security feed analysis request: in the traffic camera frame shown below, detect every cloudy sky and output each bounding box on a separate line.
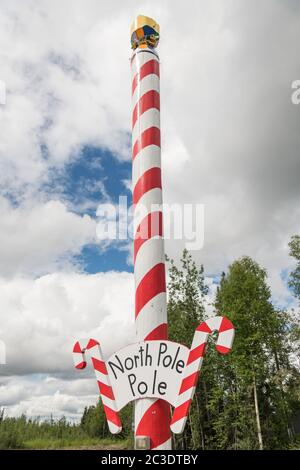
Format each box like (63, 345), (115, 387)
(0, 0), (299, 420)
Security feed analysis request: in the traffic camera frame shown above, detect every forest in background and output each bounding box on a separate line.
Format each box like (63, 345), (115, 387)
(0, 235), (299, 450)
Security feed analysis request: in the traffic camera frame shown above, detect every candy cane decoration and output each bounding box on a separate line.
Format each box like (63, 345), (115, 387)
(171, 316), (235, 434)
(131, 16), (171, 450)
(73, 338), (122, 434)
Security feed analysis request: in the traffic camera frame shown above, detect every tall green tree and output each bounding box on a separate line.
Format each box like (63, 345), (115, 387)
(289, 235), (300, 301)
(288, 235), (300, 415)
(215, 256), (297, 449)
(167, 249), (208, 346)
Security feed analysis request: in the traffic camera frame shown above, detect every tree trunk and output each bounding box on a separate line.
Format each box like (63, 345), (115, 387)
(253, 373), (263, 450)
(195, 392), (205, 449)
(203, 381), (211, 423)
(274, 350), (293, 440)
(188, 408), (197, 449)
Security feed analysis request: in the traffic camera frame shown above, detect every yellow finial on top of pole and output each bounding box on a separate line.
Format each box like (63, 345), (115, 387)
(130, 15), (160, 50)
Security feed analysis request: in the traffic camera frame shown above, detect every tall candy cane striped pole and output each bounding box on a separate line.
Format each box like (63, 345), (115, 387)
(171, 316), (235, 433)
(131, 16), (171, 450)
(73, 338), (122, 434)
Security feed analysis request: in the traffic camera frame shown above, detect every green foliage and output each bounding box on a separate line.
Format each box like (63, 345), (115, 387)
(167, 249), (208, 346)
(80, 400), (133, 441)
(80, 401), (109, 438)
(0, 413), (82, 449)
(214, 257), (300, 449)
(289, 235), (300, 301)
(0, 429), (24, 450)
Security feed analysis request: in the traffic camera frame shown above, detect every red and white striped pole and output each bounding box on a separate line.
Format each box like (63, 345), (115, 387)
(131, 16), (171, 450)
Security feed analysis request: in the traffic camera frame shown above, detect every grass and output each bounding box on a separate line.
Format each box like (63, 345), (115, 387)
(22, 437), (130, 450)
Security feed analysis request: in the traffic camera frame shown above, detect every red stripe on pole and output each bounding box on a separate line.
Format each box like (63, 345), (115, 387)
(136, 399), (171, 449)
(134, 211), (163, 261)
(97, 381), (115, 400)
(187, 343), (206, 365)
(135, 263), (166, 318)
(179, 371), (199, 394)
(132, 90), (160, 128)
(132, 59), (159, 95)
(92, 357), (107, 375)
(133, 167), (161, 205)
(103, 405), (122, 427)
(171, 399), (192, 425)
(144, 322), (168, 341)
(132, 126), (160, 160)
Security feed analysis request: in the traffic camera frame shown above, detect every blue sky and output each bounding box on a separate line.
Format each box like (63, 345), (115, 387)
(57, 146), (133, 273)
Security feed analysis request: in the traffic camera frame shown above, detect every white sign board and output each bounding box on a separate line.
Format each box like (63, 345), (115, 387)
(106, 340), (189, 411)
(73, 315), (235, 434)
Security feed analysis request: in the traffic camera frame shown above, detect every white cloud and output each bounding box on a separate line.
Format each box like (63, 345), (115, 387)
(0, 375), (98, 419)
(0, 271), (134, 377)
(0, 197), (97, 277)
(0, 0), (136, 196)
(0, 270), (134, 417)
(158, 1), (300, 308)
